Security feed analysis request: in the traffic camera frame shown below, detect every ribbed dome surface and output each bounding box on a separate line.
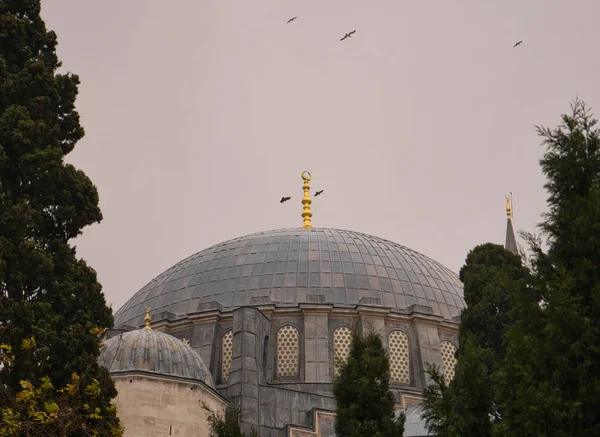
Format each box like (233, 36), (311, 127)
(98, 329), (214, 388)
(114, 228), (465, 328)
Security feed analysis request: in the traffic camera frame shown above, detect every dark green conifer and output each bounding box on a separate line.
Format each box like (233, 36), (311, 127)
(422, 243), (529, 437)
(498, 99), (600, 436)
(334, 328), (405, 437)
(0, 1), (121, 434)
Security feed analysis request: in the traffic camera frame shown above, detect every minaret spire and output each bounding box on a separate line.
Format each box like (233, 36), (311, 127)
(144, 307), (152, 330)
(504, 195), (518, 254)
(301, 171), (313, 229)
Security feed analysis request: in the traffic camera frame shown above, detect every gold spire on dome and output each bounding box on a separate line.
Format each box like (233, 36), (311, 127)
(505, 194), (513, 219)
(301, 171), (313, 229)
(144, 307), (152, 330)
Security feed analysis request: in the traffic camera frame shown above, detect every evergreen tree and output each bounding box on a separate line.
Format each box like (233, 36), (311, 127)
(333, 327), (405, 437)
(0, 1), (121, 435)
(422, 243), (529, 437)
(497, 99), (600, 436)
(421, 363), (460, 437)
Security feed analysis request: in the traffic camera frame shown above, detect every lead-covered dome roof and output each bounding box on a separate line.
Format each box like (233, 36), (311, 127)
(98, 328), (214, 388)
(114, 228), (465, 328)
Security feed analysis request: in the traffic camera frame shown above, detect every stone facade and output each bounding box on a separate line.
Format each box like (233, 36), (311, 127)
(111, 374), (227, 437)
(145, 301), (459, 437)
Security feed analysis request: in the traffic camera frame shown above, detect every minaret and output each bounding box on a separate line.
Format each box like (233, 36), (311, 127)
(301, 171), (313, 229)
(504, 195), (518, 254)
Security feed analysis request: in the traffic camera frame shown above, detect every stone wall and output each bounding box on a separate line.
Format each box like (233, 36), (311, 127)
(287, 410), (336, 437)
(257, 384), (336, 436)
(226, 307), (272, 433)
(146, 304), (459, 436)
(303, 308), (330, 383)
(113, 374), (227, 437)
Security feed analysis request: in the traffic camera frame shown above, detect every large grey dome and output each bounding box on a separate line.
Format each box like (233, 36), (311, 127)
(98, 328), (214, 388)
(114, 228), (465, 328)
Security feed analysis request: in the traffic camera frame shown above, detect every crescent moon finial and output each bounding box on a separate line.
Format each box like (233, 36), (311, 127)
(301, 172), (313, 229)
(505, 195), (512, 219)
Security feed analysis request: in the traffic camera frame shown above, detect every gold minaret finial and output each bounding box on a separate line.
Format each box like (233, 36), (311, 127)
(301, 171), (313, 229)
(144, 307), (152, 330)
(505, 195), (513, 219)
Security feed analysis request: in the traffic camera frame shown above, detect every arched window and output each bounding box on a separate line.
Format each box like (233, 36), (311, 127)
(276, 325), (299, 379)
(333, 326), (352, 377)
(440, 341), (458, 382)
(221, 330), (233, 383)
(388, 330), (410, 384)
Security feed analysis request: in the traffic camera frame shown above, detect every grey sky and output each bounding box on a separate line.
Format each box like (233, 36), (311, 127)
(40, 0), (599, 312)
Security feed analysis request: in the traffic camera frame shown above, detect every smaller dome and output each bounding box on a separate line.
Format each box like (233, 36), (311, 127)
(99, 328), (214, 388)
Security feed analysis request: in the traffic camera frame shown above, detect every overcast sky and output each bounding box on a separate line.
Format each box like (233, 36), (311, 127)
(40, 0), (599, 312)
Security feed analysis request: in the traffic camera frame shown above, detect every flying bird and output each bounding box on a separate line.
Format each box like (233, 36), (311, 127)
(287, 17), (297, 24)
(513, 40), (523, 47)
(340, 30), (356, 42)
(280, 196), (291, 203)
(314, 190), (324, 196)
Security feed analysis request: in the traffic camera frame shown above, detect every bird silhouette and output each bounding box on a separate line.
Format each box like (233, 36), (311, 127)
(513, 40), (523, 47)
(280, 196), (291, 203)
(340, 30), (356, 41)
(287, 17), (297, 24)
(314, 190), (324, 196)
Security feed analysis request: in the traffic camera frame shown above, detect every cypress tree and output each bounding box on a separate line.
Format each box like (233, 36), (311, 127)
(0, 1), (121, 435)
(333, 328), (405, 437)
(497, 99), (600, 436)
(422, 243), (529, 436)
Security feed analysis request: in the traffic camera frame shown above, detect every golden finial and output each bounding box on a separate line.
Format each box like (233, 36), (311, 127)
(144, 307), (152, 330)
(301, 171), (313, 229)
(505, 195), (512, 219)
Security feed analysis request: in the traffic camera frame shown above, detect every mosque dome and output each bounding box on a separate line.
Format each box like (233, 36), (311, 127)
(98, 327), (215, 388)
(114, 228), (465, 329)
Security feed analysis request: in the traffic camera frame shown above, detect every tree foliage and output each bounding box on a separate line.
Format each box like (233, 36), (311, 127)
(497, 99), (600, 437)
(333, 327), (405, 437)
(0, 334), (122, 436)
(201, 402), (259, 437)
(421, 363), (460, 437)
(423, 99), (600, 437)
(421, 244), (529, 437)
(0, 1), (120, 435)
